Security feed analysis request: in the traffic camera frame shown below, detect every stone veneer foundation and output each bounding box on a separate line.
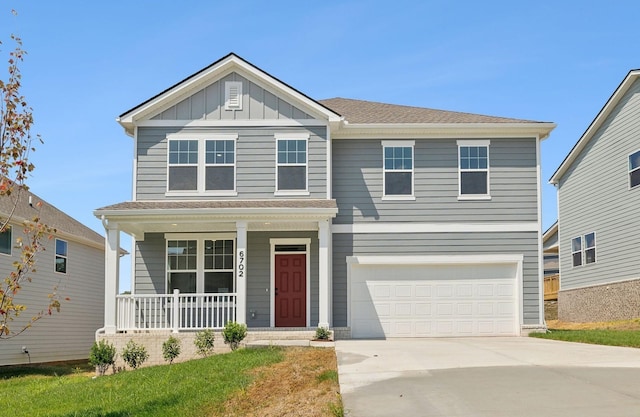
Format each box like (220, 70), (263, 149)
(558, 278), (640, 322)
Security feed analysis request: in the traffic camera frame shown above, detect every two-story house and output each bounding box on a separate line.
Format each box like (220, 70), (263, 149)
(95, 53), (554, 349)
(550, 69), (640, 322)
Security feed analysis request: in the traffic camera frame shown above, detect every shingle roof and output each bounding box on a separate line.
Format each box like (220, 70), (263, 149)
(319, 97), (542, 124)
(0, 185), (104, 246)
(96, 199), (338, 211)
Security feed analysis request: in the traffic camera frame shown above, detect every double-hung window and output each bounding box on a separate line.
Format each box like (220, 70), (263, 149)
(571, 232), (596, 267)
(55, 239), (68, 274)
(458, 140), (490, 199)
(275, 133), (308, 194)
(167, 134), (237, 194)
(382, 141), (414, 199)
(166, 235), (236, 294)
(629, 150), (640, 188)
(0, 226), (11, 255)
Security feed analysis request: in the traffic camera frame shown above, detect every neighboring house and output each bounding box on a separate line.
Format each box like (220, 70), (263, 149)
(95, 53), (555, 345)
(550, 69), (640, 322)
(0, 186), (105, 366)
(542, 222), (559, 301)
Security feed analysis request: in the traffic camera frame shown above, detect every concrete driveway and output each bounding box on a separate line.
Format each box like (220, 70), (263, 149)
(335, 337), (640, 416)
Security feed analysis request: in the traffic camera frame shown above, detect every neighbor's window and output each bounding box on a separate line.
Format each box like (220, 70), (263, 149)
(204, 239), (235, 293)
(571, 236), (582, 267)
(383, 141), (414, 198)
(458, 141), (490, 197)
(276, 136), (307, 192)
(0, 226), (11, 255)
(167, 240), (197, 293)
(55, 239), (68, 274)
(167, 134), (237, 193)
(629, 150), (640, 188)
(584, 232), (596, 264)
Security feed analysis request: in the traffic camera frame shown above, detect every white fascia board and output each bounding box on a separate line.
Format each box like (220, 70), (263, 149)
(136, 119), (329, 128)
(347, 253), (524, 266)
(332, 222), (538, 234)
(332, 122), (556, 140)
(550, 70), (640, 184)
(94, 207), (338, 219)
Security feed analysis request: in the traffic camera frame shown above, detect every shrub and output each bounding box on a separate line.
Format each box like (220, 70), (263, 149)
(121, 340), (149, 369)
(89, 340), (116, 376)
(315, 327), (332, 340)
(194, 329), (215, 356)
(222, 321), (247, 351)
(162, 336), (181, 364)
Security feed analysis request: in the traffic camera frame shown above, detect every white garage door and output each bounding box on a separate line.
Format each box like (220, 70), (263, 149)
(350, 261), (519, 338)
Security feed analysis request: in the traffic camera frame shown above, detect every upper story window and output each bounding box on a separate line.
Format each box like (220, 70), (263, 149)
(382, 140), (414, 199)
(167, 235), (235, 293)
(0, 226), (11, 255)
(275, 133), (308, 195)
(55, 239), (68, 274)
(458, 140), (490, 200)
(571, 232), (596, 267)
(167, 134), (237, 195)
(629, 150), (640, 188)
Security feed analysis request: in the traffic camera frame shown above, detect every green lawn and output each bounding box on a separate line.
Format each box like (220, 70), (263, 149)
(530, 329), (640, 348)
(1, 347), (284, 417)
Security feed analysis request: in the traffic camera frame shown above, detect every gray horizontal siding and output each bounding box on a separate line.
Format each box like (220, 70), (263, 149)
(151, 72), (314, 121)
(332, 231), (540, 327)
(0, 234), (104, 365)
(558, 78), (640, 290)
(136, 126), (327, 200)
(332, 138), (538, 224)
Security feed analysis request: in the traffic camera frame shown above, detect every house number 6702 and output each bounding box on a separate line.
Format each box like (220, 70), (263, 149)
(238, 250), (245, 278)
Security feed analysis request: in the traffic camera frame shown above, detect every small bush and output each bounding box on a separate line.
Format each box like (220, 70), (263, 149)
(89, 340), (116, 376)
(315, 327), (332, 340)
(194, 329), (215, 356)
(222, 321), (247, 351)
(121, 340), (149, 369)
(162, 336), (181, 364)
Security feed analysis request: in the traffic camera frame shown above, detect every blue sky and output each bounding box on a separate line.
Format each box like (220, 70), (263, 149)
(1, 1), (638, 291)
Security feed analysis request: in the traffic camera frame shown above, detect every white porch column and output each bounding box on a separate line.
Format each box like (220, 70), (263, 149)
(236, 221), (247, 325)
(104, 224), (120, 335)
(318, 219), (330, 328)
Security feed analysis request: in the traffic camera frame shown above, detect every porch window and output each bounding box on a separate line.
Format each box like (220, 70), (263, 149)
(204, 239), (235, 292)
(0, 226), (11, 255)
(382, 140), (414, 198)
(276, 134), (308, 193)
(55, 239), (68, 274)
(458, 140), (490, 199)
(167, 134), (237, 194)
(168, 240), (197, 292)
(629, 150), (640, 188)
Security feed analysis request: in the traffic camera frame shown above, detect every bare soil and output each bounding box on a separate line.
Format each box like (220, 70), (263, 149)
(218, 347), (342, 417)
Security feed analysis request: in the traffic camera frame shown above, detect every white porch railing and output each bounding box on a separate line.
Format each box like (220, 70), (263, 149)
(116, 290), (237, 332)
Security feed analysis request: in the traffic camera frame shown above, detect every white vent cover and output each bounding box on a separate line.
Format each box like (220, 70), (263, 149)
(225, 81), (243, 110)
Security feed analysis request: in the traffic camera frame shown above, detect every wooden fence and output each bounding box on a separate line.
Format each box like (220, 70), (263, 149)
(544, 274), (559, 301)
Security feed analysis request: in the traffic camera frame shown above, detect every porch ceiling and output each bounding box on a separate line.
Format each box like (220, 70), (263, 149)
(94, 199), (338, 239)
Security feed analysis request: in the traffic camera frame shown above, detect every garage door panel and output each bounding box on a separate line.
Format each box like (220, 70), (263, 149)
(351, 263), (518, 338)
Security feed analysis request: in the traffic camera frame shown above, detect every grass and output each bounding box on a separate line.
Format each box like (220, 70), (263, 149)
(1, 348), (284, 417)
(0, 347), (343, 417)
(531, 328), (640, 348)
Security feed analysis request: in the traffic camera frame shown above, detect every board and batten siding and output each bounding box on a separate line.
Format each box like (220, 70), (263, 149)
(558, 78), (640, 291)
(0, 234), (104, 366)
(150, 72), (314, 121)
(136, 126), (327, 200)
(332, 138), (538, 223)
(332, 231), (540, 327)
(134, 231), (320, 327)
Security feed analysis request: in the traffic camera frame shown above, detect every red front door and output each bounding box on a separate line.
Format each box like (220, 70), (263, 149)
(275, 254), (306, 327)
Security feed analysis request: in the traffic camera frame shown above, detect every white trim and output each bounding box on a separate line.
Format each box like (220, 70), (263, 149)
(275, 134), (309, 194)
(381, 195), (416, 201)
(457, 195), (491, 201)
(536, 134), (544, 326)
(381, 140), (415, 147)
(331, 222), (539, 234)
(346, 254), (524, 336)
(132, 126), (138, 200)
(269, 238), (311, 328)
(457, 139), (491, 147)
(326, 124), (332, 200)
(136, 119), (330, 128)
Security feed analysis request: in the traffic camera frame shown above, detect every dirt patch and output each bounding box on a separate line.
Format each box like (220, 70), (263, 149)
(219, 347), (342, 417)
(547, 318), (640, 331)
(544, 300), (558, 321)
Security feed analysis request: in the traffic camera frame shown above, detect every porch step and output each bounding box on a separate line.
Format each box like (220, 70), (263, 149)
(246, 339), (335, 348)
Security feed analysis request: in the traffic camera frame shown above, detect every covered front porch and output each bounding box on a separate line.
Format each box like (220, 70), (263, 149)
(94, 200), (337, 334)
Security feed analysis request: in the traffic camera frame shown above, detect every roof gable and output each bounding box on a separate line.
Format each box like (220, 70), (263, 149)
(118, 53), (341, 135)
(550, 69), (640, 184)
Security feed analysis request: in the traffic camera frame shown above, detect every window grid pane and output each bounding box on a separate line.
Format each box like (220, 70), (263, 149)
(206, 140), (235, 165)
(384, 147), (412, 170)
(277, 140), (307, 164)
(169, 140), (198, 165)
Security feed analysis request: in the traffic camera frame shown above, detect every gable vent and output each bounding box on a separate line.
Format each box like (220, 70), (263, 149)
(225, 81), (243, 110)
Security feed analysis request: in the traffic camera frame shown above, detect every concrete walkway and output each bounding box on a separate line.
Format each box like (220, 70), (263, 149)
(335, 337), (640, 416)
